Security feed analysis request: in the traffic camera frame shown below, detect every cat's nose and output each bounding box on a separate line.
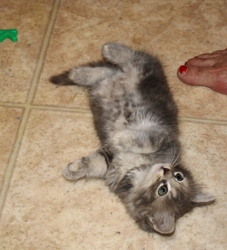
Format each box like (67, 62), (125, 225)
(162, 167), (170, 175)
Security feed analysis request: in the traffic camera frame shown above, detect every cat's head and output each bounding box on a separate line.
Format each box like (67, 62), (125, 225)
(115, 163), (214, 235)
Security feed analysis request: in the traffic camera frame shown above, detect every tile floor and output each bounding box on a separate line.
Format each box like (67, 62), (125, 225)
(0, 0), (227, 249)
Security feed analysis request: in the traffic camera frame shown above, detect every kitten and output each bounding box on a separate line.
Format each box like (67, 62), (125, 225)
(50, 43), (214, 235)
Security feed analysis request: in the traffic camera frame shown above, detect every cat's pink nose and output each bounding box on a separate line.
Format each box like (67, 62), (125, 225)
(162, 167), (170, 175)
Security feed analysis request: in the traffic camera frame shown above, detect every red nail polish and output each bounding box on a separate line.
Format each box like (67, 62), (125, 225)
(179, 65), (188, 75)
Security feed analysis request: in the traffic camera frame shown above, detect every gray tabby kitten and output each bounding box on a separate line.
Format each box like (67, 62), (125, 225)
(50, 43), (214, 235)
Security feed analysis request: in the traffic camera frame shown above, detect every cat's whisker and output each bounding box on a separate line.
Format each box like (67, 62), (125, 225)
(167, 149), (174, 165)
(171, 142), (177, 165)
(166, 138), (176, 166)
(171, 149), (181, 167)
(174, 160), (182, 167)
(167, 136), (177, 166)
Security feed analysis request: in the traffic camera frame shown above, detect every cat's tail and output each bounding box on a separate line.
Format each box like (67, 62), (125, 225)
(49, 71), (76, 86)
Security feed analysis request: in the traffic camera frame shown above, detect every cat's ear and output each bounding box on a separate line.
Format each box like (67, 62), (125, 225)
(191, 192), (215, 205)
(150, 212), (175, 235)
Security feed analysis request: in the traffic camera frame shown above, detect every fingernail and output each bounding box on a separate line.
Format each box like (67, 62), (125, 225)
(179, 65), (188, 75)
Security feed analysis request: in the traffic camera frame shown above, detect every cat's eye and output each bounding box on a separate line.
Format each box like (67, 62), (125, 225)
(158, 184), (168, 196)
(174, 172), (184, 182)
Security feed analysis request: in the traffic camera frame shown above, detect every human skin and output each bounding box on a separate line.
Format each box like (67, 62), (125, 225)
(177, 48), (227, 95)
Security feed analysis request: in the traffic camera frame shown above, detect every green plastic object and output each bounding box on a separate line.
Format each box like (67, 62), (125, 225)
(0, 29), (18, 42)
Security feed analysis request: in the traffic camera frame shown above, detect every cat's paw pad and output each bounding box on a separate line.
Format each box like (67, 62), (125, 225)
(69, 67), (91, 85)
(102, 43), (132, 63)
(81, 157), (90, 165)
(63, 161), (83, 181)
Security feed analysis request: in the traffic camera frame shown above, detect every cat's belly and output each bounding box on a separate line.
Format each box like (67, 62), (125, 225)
(109, 120), (156, 155)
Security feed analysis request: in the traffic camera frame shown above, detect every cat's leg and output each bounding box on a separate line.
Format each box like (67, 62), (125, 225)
(102, 43), (133, 68)
(63, 150), (108, 181)
(69, 66), (113, 86)
(102, 42), (155, 77)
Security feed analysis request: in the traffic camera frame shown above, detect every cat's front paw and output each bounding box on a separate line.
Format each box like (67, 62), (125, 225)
(63, 160), (84, 181)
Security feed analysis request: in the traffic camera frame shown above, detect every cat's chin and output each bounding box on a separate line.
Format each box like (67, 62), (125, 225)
(147, 216), (175, 235)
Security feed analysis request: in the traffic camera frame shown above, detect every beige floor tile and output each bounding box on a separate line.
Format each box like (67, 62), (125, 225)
(33, 0), (227, 120)
(0, 107), (23, 192)
(35, 0), (183, 108)
(0, 0), (54, 103)
(154, 0), (227, 120)
(0, 109), (226, 249)
(176, 122), (227, 250)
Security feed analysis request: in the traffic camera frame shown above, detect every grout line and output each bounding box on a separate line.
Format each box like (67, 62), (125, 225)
(0, 103), (26, 108)
(0, 102), (91, 113)
(27, 0), (61, 105)
(179, 117), (227, 125)
(31, 105), (91, 114)
(0, 0), (61, 215)
(2, 101), (227, 125)
(0, 108), (30, 212)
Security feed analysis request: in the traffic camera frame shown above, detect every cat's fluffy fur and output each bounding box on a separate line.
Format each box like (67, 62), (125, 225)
(50, 43), (214, 235)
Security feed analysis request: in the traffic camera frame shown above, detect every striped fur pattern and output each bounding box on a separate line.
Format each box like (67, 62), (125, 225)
(50, 43), (214, 235)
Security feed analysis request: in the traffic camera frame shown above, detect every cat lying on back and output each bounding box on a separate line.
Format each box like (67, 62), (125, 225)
(50, 42), (214, 235)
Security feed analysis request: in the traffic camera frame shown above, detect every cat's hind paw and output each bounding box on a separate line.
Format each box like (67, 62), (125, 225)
(63, 161), (84, 181)
(102, 42), (133, 66)
(69, 67), (92, 86)
(69, 66), (112, 86)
